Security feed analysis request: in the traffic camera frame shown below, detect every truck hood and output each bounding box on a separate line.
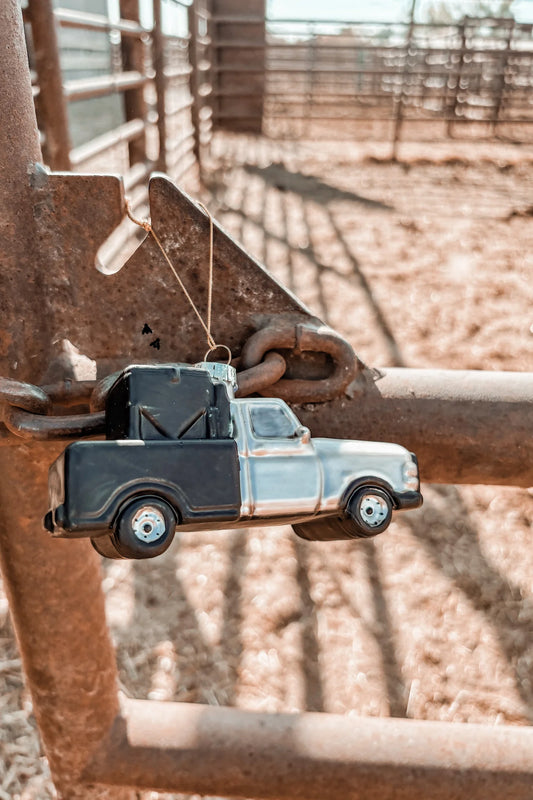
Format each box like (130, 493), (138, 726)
(312, 437), (415, 511)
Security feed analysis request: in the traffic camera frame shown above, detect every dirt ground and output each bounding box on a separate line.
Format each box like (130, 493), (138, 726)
(1, 132), (532, 799)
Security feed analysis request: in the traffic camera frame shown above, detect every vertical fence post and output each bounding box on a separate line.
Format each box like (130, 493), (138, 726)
(153, 0), (167, 171)
(119, 0), (148, 166)
(392, 0), (416, 159)
(27, 0), (72, 171)
(211, 0), (266, 133)
(492, 18), (515, 135)
(0, 4), (132, 798)
(188, 1), (202, 173)
(447, 18), (467, 138)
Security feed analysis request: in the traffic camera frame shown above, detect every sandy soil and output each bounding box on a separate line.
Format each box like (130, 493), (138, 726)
(1, 132), (532, 799)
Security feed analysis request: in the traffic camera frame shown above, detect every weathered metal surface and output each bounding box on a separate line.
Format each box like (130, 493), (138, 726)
(14, 173), (309, 374)
(235, 351), (286, 396)
(1, 380), (104, 440)
(240, 317), (360, 402)
(297, 367), (533, 487)
(84, 698), (533, 798)
(119, 0), (147, 166)
(3, 404), (105, 440)
(28, 0), (72, 170)
(188, 4), (202, 168)
(212, 0), (266, 133)
(0, 378), (51, 414)
(0, 446), (131, 800)
(0, 5), (132, 798)
(153, 0), (167, 171)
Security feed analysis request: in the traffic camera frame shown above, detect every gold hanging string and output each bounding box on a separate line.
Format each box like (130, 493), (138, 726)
(125, 198), (223, 354)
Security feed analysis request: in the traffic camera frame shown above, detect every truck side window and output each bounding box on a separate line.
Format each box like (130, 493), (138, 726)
(250, 405), (297, 438)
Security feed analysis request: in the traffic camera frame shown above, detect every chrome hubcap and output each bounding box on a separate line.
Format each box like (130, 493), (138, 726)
(132, 506), (166, 543)
(359, 494), (389, 527)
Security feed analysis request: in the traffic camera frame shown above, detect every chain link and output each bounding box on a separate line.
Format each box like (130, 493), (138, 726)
(238, 319), (361, 403)
(0, 322), (358, 441)
(0, 379), (105, 440)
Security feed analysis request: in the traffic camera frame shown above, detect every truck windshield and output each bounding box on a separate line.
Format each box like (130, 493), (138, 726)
(250, 404), (298, 438)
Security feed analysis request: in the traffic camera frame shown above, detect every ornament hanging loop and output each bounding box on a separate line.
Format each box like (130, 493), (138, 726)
(204, 344), (232, 365)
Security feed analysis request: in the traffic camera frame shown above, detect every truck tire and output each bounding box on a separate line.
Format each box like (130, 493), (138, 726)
(91, 533), (124, 559)
(113, 497), (177, 559)
(347, 487), (393, 536)
(293, 517), (360, 541)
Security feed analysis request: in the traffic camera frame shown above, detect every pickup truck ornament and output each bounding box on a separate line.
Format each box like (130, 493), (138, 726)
(44, 362), (422, 559)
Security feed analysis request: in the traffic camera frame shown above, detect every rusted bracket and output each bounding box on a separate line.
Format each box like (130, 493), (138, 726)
(22, 170), (315, 373)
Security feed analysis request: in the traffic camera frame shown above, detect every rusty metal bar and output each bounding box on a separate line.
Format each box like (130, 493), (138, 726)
(55, 7), (147, 36)
(215, 113), (533, 124)
(297, 368), (533, 488)
(164, 63), (194, 79)
(188, 2), (202, 169)
(70, 117), (147, 166)
(392, 0), (416, 159)
(120, 0), (147, 166)
(153, 0), (168, 171)
(491, 19), (515, 134)
(84, 698), (533, 799)
(0, 4), (132, 798)
(447, 19), (466, 137)
(64, 71), (148, 102)
(28, 0), (72, 170)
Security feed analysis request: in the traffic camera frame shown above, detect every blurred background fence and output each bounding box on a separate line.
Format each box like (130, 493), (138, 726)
(21, 0), (533, 187)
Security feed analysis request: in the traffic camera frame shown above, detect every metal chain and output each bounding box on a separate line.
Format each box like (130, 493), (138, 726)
(0, 321), (359, 441)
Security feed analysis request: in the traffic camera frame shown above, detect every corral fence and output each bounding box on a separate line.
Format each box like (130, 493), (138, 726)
(22, 0), (212, 194)
(22, 1), (533, 184)
(211, 12), (533, 147)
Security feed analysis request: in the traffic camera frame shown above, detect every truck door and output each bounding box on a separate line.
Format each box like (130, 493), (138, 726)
(243, 400), (321, 518)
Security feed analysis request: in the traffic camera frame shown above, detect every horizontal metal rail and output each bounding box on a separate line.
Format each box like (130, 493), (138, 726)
(123, 160), (154, 191)
(164, 65), (193, 80)
(170, 149), (197, 179)
(64, 71), (149, 102)
(70, 118), (147, 166)
(215, 113), (533, 125)
(167, 97), (194, 116)
(55, 7), (149, 37)
(83, 698), (533, 799)
(297, 368), (533, 488)
(212, 15), (532, 29)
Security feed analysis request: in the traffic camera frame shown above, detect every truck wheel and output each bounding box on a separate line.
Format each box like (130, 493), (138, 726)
(348, 487), (393, 536)
(113, 498), (177, 559)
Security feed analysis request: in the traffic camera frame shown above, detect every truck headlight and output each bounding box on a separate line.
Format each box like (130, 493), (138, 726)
(402, 461), (419, 491)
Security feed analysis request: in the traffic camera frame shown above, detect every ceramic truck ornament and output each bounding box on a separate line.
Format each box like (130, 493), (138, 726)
(44, 362), (422, 559)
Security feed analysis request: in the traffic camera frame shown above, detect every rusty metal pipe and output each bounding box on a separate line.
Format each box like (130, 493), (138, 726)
(0, 4), (132, 798)
(85, 698), (533, 799)
(153, 0), (168, 171)
(64, 71), (148, 102)
(119, 0), (148, 166)
(28, 0), (72, 170)
(297, 367), (533, 487)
